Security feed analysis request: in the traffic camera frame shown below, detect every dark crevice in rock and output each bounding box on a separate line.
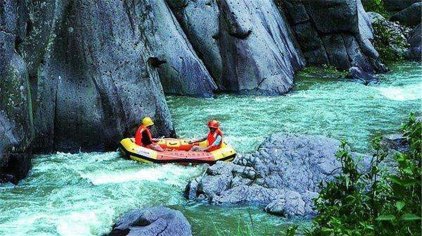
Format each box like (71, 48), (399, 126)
(228, 29), (252, 39)
(156, 222), (169, 236)
(148, 57), (167, 67)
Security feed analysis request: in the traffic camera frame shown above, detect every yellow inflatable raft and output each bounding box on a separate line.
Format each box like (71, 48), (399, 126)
(119, 138), (236, 164)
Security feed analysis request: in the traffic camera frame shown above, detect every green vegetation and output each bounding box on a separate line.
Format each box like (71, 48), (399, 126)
(363, 0), (389, 17)
(298, 65), (348, 79)
(307, 114), (421, 235)
(372, 20), (409, 63)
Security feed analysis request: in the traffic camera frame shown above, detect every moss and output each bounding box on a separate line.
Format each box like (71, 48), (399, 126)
(298, 65), (348, 79)
(362, 0), (390, 18)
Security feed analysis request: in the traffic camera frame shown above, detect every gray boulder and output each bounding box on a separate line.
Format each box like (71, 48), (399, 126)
(217, 0), (305, 95)
(282, 0), (386, 73)
(109, 207), (192, 236)
(406, 24), (422, 61)
(137, 0), (217, 97)
(384, 0), (421, 12)
(185, 133), (345, 217)
(390, 2), (422, 27)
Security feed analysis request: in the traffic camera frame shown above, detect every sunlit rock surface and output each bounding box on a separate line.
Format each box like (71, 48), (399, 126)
(185, 133), (345, 217)
(217, 0), (305, 95)
(138, 0), (217, 97)
(166, 0), (223, 87)
(109, 207), (192, 236)
(18, 0), (175, 153)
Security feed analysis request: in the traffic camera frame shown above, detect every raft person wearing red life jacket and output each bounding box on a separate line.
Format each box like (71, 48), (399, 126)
(135, 117), (164, 152)
(189, 120), (223, 152)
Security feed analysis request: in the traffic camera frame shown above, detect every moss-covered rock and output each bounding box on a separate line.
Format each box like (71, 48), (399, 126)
(368, 12), (410, 62)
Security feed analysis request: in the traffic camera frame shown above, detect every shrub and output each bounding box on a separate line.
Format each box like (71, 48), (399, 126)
(307, 114), (421, 235)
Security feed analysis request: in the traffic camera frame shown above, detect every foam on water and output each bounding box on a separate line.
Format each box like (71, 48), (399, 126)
(375, 82), (422, 101)
(81, 164), (203, 186)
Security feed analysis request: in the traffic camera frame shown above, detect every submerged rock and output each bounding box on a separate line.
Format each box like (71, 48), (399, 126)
(109, 207), (192, 236)
(347, 67), (379, 85)
(185, 133), (345, 217)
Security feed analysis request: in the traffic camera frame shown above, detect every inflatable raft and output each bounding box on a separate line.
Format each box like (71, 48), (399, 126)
(119, 138), (236, 164)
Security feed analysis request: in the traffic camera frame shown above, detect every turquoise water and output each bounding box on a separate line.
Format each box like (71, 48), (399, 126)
(168, 62), (421, 153)
(0, 62), (420, 235)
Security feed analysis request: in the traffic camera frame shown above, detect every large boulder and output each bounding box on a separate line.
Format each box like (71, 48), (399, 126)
(17, 0), (175, 153)
(185, 133), (345, 217)
(383, 0), (421, 12)
(406, 24), (422, 61)
(0, 0), (33, 183)
(390, 2), (422, 27)
(282, 0), (386, 73)
(109, 207), (192, 236)
(137, 0), (217, 97)
(217, 0), (305, 95)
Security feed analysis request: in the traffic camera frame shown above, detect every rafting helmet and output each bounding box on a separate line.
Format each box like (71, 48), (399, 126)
(208, 120), (219, 129)
(142, 117), (154, 127)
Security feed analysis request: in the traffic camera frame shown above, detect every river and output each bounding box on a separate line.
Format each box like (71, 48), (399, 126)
(0, 62), (420, 235)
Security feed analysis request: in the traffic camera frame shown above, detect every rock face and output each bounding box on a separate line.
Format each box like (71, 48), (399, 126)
(16, 1), (175, 153)
(0, 0), (33, 182)
(406, 24), (422, 61)
(138, 0), (217, 97)
(282, 0), (386, 73)
(166, 0), (223, 86)
(185, 133), (344, 217)
(390, 2), (422, 27)
(217, 0), (305, 95)
(109, 207), (192, 236)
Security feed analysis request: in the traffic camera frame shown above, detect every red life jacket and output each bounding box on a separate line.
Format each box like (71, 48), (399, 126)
(207, 128), (223, 152)
(135, 125), (153, 147)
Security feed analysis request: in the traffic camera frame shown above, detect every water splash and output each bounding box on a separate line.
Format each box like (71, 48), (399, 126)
(375, 83), (422, 101)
